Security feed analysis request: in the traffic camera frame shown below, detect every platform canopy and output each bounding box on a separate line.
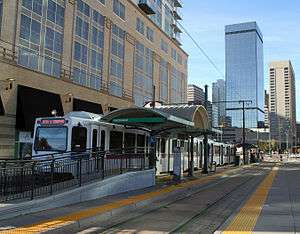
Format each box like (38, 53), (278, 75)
(102, 105), (211, 137)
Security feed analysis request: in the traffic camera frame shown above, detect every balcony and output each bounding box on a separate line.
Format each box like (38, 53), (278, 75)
(172, 21), (182, 33)
(138, 0), (156, 15)
(173, 0), (183, 8)
(172, 31), (182, 46)
(172, 8), (182, 20)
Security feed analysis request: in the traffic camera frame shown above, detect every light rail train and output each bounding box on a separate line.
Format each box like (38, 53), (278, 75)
(32, 111), (235, 174)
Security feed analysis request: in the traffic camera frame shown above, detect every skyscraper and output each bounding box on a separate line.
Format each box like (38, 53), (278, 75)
(269, 61), (297, 147)
(225, 22), (264, 128)
(264, 90), (270, 127)
(212, 79), (226, 125)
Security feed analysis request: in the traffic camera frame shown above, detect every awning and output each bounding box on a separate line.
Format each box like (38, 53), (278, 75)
(73, 98), (103, 114)
(0, 94), (4, 116)
(102, 105), (210, 137)
(16, 85), (64, 132)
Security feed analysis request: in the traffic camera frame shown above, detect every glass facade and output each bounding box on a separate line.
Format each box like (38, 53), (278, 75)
(225, 22), (264, 128)
(73, 0), (104, 91)
(160, 59), (168, 103)
(18, 0), (65, 78)
(134, 41), (153, 106)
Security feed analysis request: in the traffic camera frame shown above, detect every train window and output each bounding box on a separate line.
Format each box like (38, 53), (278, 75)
(137, 134), (145, 152)
(161, 139), (166, 153)
(92, 129), (98, 150)
(124, 133), (135, 152)
(71, 126), (87, 152)
(110, 131), (123, 150)
(100, 130), (106, 151)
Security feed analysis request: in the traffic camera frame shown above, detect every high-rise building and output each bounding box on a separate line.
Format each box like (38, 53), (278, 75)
(297, 123), (300, 146)
(187, 84), (205, 104)
(0, 0), (187, 158)
(212, 79), (226, 125)
(225, 22), (264, 129)
(269, 61), (297, 147)
(264, 90), (270, 127)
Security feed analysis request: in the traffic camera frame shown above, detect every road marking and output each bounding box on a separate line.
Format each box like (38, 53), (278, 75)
(1, 168), (241, 234)
(222, 166), (278, 234)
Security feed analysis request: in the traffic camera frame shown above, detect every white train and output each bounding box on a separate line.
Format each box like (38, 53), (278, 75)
(32, 111), (235, 174)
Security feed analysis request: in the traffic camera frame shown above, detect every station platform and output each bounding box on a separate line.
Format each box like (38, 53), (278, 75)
(0, 165), (238, 233)
(216, 162), (300, 234)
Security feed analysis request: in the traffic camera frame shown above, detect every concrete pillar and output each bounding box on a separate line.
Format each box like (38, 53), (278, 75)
(61, 0), (75, 81)
(153, 52), (161, 101)
(123, 33), (135, 100)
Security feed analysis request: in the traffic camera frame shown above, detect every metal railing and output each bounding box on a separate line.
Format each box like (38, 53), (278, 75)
(0, 148), (149, 202)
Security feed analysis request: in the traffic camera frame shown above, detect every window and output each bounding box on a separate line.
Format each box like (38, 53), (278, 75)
(161, 39), (168, 53)
(93, 10), (105, 26)
(92, 129), (98, 149)
(35, 127), (67, 152)
(100, 130), (106, 151)
(77, 0), (90, 17)
(73, 67), (87, 86)
(113, 0), (125, 20)
(110, 59), (123, 79)
(91, 50), (103, 70)
(109, 82), (123, 97)
(44, 56), (61, 77)
(75, 17), (89, 40)
(109, 131), (123, 150)
(47, 0), (65, 27)
(171, 48), (177, 60)
(111, 39), (124, 58)
(45, 27), (63, 54)
(22, 0), (43, 15)
(20, 14), (41, 44)
(136, 18), (144, 34)
(146, 27), (154, 42)
(97, 0), (105, 5)
(74, 42), (88, 64)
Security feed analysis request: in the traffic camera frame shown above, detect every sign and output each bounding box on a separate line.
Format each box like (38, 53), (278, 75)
(40, 118), (65, 125)
(173, 146), (182, 180)
(112, 117), (165, 124)
(19, 131), (32, 143)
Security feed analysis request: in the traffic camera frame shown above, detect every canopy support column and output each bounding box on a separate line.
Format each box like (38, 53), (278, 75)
(188, 136), (194, 177)
(202, 133), (208, 174)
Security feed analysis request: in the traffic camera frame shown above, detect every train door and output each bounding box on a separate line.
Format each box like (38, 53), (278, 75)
(100, 128), (108, 151)
(91, 125), (100, 150)
(71, 125), (88, 152)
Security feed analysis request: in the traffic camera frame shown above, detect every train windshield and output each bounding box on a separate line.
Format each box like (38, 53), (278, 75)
(34, 127), (67, 152)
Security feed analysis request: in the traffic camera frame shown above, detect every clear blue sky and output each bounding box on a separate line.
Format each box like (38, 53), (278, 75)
(181, 0), (300, 122)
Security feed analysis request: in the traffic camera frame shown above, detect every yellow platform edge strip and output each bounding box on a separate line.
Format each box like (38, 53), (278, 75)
(222, 166), (278, 234)
(1, 168), (235, 234)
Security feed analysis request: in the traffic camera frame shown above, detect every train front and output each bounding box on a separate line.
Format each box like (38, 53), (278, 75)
(32, 117), (69, 159)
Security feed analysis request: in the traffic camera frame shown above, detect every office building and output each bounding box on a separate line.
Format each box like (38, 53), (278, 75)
(0, 0), (187, 158)
(212, 79), (226, 125)
(264, 90), (270, 127)
(225, 22), (264, 129)
(187, 84), (205, 104)
(269, 61), (297, 148)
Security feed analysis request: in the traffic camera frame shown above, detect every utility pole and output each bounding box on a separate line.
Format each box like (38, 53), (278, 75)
(202, 85), (209, 174)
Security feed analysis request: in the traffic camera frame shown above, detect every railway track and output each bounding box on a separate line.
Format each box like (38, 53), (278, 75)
(94, 163), (274, 234)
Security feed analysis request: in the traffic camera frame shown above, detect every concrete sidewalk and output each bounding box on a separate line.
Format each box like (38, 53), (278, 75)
(217, 162), (300, 234)
(0, 165), (240, 233)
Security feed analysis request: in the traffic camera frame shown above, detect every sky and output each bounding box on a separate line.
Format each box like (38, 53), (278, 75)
(181, 0), (300, 122)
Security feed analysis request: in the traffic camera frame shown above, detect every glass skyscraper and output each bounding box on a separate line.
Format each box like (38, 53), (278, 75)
(225, 22), (264, 128)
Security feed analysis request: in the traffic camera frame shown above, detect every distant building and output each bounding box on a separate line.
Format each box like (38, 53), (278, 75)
(225, 22), (264, 128)
(206, 101), (218, 128)
(187, 84), (205, 104)
(222, 127), (268, 145)
(264, 90), (270, 127)
(269, 61), (297, 148)
(212, 79), (226, 125)
(220, 116), (232, 128)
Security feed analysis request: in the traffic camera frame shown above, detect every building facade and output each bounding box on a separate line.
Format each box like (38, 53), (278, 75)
(0, 0), (188, 158)
(269, 61), (297, 148)
(187, 84), (205, 104)
(212, 79), (225, 126)
(225, 22), (264, 129)
(297, 122), (300, 146)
